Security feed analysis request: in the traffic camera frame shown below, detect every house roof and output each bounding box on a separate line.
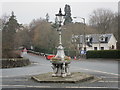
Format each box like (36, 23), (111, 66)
(75, 34), (113, 44)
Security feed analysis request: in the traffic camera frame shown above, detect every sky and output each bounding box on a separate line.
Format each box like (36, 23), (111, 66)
(0, 0), (119, 25)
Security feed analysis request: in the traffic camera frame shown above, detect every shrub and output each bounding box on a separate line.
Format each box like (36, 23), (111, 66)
(34, 46), (54, 54)
(86, 50), (120, 59)
(2, 50), (22, 58)
(1, 58), (31, 68)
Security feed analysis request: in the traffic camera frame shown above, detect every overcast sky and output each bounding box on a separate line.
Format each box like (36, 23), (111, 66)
(1, 0), (119, 25)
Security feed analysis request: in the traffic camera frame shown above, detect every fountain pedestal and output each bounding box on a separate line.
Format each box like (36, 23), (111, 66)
(51, 60), (71, 77)
(50, 45), (71, 77)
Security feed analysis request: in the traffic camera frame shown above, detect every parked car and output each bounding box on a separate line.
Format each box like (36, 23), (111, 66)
(45, 54), (55, 60)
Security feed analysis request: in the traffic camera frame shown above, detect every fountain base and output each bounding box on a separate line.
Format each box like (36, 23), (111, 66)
(31, 72), (96, 83)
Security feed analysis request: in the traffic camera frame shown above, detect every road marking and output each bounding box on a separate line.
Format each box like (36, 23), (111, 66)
(1, 85), (118, 88)
(98, 81), (119, 83)
(1, 85), (26, 87)
(1, 73), (40, 78)
(1, 85), (50, 88)
(26, 85), (50, 88)
(72, 67), (119, 76)
(2, 79), (28, 81)
(32, 62), (39, 65)
(101, 76), (118, 78)
(65, 86), (118, 88)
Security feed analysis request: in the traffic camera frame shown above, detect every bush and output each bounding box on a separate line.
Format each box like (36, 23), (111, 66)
(64, 50), (76, 58)
(34, 46), (54, 54)
(2, 50), (22, 58)
(86, 50), (120, 59)
(1, 58), (31, 68)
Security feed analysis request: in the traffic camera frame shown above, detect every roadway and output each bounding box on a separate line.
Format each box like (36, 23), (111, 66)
(1, 53), (119, 89)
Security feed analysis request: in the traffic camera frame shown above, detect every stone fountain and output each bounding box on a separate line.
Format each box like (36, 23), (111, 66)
(50, 8), (71, 77)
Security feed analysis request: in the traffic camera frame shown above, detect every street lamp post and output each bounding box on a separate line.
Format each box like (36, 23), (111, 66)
(55, 8), (65, 60)
(73, 17), (86, 51)
(50, 8), (71, 77)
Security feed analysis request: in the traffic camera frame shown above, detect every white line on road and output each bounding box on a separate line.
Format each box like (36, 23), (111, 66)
(101, 76), (118, 78)
(1, 85), (118, 88)
(65, 86), (118, 88)
(1, 85), (51, 88)
(72, 67), (119, 76)
(98, 81), (119, 83)
(2, 79), (28, 81)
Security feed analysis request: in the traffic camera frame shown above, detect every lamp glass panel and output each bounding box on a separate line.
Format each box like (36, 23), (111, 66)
(57, 16), (63, 22)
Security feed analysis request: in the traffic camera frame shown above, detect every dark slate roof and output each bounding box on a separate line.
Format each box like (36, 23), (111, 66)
(78, 34), (113, 44)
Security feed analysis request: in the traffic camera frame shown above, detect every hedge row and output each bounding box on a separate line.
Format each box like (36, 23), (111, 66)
(28, 50), (45, 56)
(86, 50), (120, 59)
(1, 58), (31, 68)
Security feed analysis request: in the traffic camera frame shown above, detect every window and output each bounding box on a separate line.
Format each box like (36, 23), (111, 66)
(105, 37), (108, 42)
(94, 47), (97, 50)
(86, 37), (89, 42)
(101, 38), (104, 40)
(112, 45), (114, 49)
(101, 47), (104, 50)
(84, 47), (86, 51)
(90, 37), (93, 43)
(99, 35), (106, 42)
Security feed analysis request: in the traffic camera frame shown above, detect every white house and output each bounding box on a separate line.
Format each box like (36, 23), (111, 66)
(72, 34), (117, 51)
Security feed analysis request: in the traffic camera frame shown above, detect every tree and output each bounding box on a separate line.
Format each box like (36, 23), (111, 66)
(1, 13), (10, 27)
(45, 13), (50, 22)
(52, 17), (59, 28)
(2, 11), (21, 58)
(117, 2), (120, 49)
(64, 4), (72, 25)
(89, 8), (115, 34)
(89, 8), (118, 42)
(14, 27), (31, 49)
(29, 19), (58, 53)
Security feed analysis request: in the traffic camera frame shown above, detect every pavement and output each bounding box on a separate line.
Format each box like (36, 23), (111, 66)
(1, 54), (119, 89)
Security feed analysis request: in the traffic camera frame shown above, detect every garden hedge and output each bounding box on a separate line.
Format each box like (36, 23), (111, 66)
(86, 50), (120, 59)
(1, 58), (31, 68)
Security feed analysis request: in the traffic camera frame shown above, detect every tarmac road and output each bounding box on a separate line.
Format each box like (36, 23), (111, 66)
(1, 53), (119, 89)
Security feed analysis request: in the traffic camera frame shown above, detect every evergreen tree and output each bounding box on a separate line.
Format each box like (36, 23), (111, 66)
(45, 13), (50, 22)
(52, 17), (59, 28)
(64, 4), (72, 25)
(55, 16), (58, 25)
(2, 11), (20, 58)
